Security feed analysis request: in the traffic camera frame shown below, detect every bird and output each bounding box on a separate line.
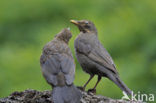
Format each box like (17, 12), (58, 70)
(70, 20), (132, 95)
(40, 28), (81, 103)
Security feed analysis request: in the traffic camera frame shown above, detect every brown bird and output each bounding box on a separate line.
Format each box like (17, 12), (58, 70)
(40, 28), (81, 103)
(70, 20), (132, 95)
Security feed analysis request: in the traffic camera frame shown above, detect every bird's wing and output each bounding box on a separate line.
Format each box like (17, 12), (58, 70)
(76, 39), (117, 74)
(91, 42), (118, 74)
(98, 42), (117, 69)
(60, 54), (75, 85)
(40, 54), (61, 86)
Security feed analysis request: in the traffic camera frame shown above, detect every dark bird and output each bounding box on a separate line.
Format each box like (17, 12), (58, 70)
(70, 20), (132, 95)
(40, 28), (81, 103)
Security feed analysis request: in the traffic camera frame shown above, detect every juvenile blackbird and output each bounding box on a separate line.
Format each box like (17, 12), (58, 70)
(70, 20), (132, 95)
(40, 28), (81, 103)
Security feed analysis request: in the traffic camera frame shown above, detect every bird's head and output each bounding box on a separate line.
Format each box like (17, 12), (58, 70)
(56, 28), (72, 43)
(70, 20), (97, 34)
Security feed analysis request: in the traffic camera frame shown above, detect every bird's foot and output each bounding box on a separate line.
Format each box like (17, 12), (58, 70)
(87, 89), (96, 94)
(77, 86), (85, 91)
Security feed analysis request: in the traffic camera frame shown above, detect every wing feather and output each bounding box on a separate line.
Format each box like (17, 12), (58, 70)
(76, 39), (117, 74)
(61, 54), (75, 85)
(40, 54), (60, 86)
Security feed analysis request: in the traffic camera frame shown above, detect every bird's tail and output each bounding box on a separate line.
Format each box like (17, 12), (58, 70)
(108, 74), (132, 95)
(52, 84), (81, 103)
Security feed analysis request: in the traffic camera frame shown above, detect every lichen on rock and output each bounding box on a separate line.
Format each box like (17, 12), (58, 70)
(0, 89), (141, 103)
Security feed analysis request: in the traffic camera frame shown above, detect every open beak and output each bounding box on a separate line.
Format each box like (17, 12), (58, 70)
(70, 20), (79, 25)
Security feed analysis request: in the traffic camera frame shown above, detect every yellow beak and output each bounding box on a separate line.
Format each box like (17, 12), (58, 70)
(70, 20), (79, 25)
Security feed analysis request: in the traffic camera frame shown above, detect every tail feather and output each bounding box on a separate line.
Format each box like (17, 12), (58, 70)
(108, 74), (132, 95)
(52, 85), (81, 103)
(115, 77), (132, 95)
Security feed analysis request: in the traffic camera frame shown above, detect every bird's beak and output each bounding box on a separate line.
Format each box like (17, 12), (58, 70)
(70, 20), (79, 25)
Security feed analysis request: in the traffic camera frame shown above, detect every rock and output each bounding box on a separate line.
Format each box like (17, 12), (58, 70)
(0, 89), (142, 103)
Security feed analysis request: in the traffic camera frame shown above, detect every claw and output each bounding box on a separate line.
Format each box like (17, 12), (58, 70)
(77, 86), (85, 91)
(87, 89), (96, 94)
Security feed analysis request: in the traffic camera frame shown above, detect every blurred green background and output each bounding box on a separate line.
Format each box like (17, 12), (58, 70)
(0, 0), (156, 99)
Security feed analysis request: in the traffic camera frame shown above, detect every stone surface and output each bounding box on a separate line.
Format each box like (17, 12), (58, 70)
(0, 89), (142, 103)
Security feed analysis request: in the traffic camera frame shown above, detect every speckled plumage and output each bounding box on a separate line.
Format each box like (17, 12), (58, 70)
(40, 28), (81, 103)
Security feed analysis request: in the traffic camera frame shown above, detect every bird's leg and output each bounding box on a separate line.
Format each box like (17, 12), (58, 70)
(78, 75), (94, 91)
(93, 76), (102, 89)
(88, 76), (102, 94)
(83, 75), (94, 89)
